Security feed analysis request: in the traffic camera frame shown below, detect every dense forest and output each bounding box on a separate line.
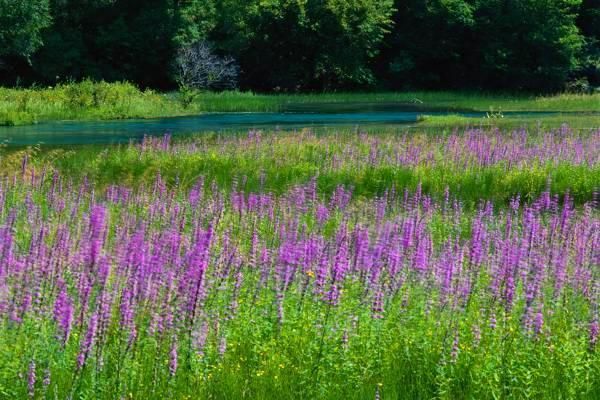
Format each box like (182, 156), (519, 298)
(0, 0), (598, 92)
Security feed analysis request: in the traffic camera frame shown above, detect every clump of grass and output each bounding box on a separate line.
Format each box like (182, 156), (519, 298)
(416, 114), (488, 127)
(0, 110), (37, 126)
(0, 80), (192, 126)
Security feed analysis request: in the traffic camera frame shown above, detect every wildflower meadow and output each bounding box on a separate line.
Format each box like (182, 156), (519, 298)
(0, 128), (598, 399)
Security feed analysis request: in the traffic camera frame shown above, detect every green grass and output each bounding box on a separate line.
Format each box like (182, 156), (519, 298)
(3, 128), (597, 206)
(216, 90), (600, 112)
(0, 81), (192, 126)
(1, 80), (599, 126)
(416, 113), (600, 130)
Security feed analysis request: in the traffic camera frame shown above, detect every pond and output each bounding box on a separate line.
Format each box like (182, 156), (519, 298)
(0, 107), (563, 146)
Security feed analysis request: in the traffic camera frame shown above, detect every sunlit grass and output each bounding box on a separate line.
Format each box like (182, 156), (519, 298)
(1, 81), (598, 126)
(3, 127), (597, 206)
(416, 113), (600, 130)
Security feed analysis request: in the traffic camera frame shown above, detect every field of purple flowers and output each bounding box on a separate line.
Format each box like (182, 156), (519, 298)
(0, 127), (598, 399)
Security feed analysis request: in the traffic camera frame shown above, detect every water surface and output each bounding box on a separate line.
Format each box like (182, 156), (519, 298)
(0, 108), (566, 146)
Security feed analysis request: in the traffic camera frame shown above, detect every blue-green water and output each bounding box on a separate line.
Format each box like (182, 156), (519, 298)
(0, 109), (561, 146)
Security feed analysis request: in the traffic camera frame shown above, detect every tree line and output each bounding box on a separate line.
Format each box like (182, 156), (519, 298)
(1, 0), (598, 92)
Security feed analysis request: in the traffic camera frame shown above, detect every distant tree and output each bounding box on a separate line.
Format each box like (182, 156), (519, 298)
(28, 0), (180, 87)
(377, 0), (476, 89)
(379, 0), (584, 91)
(0, 0), (592, 92)
(212, 0), (394, 91)
(173, 0), (217, 46)
(577, 0), (600, 86)
(22, 0), (218, 87)
(474, 0), (584, 91)
(173, 41), (238, 107)
(0, 0), (51, 59)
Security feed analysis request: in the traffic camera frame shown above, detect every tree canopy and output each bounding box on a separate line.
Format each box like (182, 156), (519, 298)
(0, 0), (51, 59)
(0, 0), (597, 91)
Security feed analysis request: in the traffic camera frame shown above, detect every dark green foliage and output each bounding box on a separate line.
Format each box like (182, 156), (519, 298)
(31, 0), (179, 88)
(0, 0), (51, 59)
(474, 0), (583, 91)
(0, 0), (598, 91)
(211, 0), (394, 91)
(0, 0), (51, 83)
(577, 0), (600, 86)
(379, 0), (584, 91)
(377, 0), (477, 89)
(2, 0), (217, 88)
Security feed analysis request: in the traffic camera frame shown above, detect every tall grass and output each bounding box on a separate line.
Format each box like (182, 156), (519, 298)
(0, 81), (189, 126)
(4, 127), (597, 206)
(1, 81), (599, 126)
(186, 90), (600, 112)
(227, 91), (600, 112)
(417, 114), (600, 130)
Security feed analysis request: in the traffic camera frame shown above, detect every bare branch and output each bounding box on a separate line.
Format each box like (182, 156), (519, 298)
(175, 41), (239, 90)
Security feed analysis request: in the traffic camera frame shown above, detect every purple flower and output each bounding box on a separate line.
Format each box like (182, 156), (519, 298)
(27, 360), (35, 398)
(89, 205), (107, 266)
(533, 306), (544, 337)
(53, 287), (73, 344)
(316, 204), (329, 225)
(450, 332), (459, 363)
(169, 339), (178, 376)
(42, 368), (50, 390)
(77, 313), (98, 369)
(590, 319), (599, 349)
(489, 313), (497, 330)
(371, 288), (384, 319)
(218, 336), (228, 357)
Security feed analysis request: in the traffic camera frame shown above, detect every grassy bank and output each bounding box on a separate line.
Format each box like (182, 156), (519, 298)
(416, 113), (600, 130)
(1, 81), (599, 126)
(221, 91), (600, 112)
(0, 81), (192, 126)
